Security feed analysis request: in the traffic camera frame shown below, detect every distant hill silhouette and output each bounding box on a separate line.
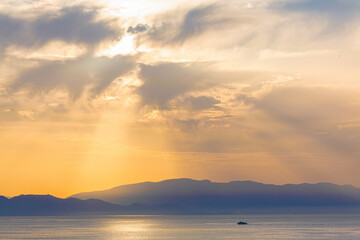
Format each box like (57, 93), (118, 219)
(0, 194), (186, 216)
(2, 179), (360, 216)
(71, 178), (360, 213)
(0, 195), (125, 216)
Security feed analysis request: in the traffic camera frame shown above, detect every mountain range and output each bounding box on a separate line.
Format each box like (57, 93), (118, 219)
(72, 178), (360, 213)
(2, 179), (360, 216)
(0, 195), (126, 216)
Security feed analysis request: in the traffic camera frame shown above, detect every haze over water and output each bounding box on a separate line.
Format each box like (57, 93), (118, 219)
(1, 214), (359, 240)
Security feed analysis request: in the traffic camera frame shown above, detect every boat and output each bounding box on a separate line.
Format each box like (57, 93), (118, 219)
(237, 221), (247, 225)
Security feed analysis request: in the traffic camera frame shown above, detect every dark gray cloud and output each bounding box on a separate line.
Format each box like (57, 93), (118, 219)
(137, 63), (216, 108)
(127, 24), (149, 34)
(0, 6), (119, 50)
(0, 14), (23, 48)
(11, 55), (135, 99)
(137, 62), (267, 109)
(173, 5), (225, 43)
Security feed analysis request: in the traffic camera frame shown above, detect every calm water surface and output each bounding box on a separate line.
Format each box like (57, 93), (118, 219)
(0, 214), (359, 240)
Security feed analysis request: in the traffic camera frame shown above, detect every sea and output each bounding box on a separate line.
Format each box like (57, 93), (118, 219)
(0, 214), (359, 240)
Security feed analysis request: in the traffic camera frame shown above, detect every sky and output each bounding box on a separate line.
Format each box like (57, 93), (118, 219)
(1, 0), (360, 197)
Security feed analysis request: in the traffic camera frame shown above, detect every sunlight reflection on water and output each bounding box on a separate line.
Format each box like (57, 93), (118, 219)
(0, 214), (359, 240)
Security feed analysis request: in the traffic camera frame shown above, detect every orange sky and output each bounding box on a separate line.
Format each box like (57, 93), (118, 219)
(1, 0), (360, 197)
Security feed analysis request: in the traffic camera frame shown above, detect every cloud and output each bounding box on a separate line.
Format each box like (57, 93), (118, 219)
(0, 14), (23, 49)
(136, 4), (239, 46)
(172, 4), (230, 43)
(183, 96), (220, 110)
(0, 6), (120, 50)
(259, 49), (337, 60)
(235, 93), (256, 105)
(127, 24), (149, 34)
(137, 61), (268, 109)
(276, 0), (360, 31)
(254, 87), (355, 124)
(11, 55), (135, 99)
(281, 0), (359, 16)
(137, 63), (215, 108)
(250, 86), (360, 155)
(172, 118), (201, 132)
(162, 85), (360, 155)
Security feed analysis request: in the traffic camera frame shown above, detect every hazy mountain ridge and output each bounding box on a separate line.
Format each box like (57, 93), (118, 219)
(0, 194), (191, 216)
(71, 178), (360, 210)
(2, 179), (360, 216)
(0, 194), (125, 216)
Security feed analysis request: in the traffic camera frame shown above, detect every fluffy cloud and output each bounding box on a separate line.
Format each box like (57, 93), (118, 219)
(137, 63), (215, 108)
(136, 62), (263, 109)
(0, 6), (120, 50)
(158, 84), (360, 160)
(130, 4), (241, 46)
(127, 24), (149, 34)
(11, 55), (135, 99)
(171, 4), (232, 43)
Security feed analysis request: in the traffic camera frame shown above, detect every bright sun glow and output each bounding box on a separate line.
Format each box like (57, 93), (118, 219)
(100, 35), (136, 56)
